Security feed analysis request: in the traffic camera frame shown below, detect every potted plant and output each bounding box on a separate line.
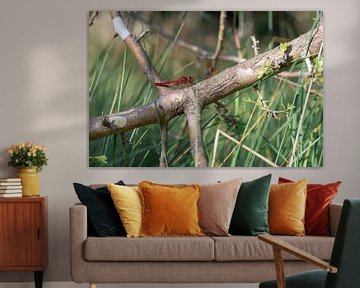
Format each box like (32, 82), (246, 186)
(8, 143), (48, 197)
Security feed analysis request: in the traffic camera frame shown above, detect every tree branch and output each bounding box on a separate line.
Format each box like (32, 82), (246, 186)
(186, 104), (208, 167)
(90, 103), (159, 139)
(159, 122), (169, 167)
(110, 11), (173, 166)
(211, 11), (227, 69)
(89, 23), (324, 167)
(89, 11), (98, 27)
(110, 11), (164, 86)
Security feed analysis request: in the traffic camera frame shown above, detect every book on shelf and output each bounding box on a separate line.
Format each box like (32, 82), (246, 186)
(0, 189), (22, 193)
(0, 193), (22, 198)
(0, 178), (22, 193)
(0, 178), (21, 182)
(0, 186), (22, 190)
(0, 182), (22, 186)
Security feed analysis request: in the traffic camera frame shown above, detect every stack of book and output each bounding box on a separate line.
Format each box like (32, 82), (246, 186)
(0, 178), (22, 197)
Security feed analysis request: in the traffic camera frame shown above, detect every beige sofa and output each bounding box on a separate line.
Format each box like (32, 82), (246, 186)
(70, 203), (342, 287)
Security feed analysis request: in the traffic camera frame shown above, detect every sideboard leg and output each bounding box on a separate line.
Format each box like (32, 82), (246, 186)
(34, 271), (43, 288)
(90, 283), (97, 288)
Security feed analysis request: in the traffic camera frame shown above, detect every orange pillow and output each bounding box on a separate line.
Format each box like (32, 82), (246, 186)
(138, 181), (204, 237)
(269, 179), (307, 236)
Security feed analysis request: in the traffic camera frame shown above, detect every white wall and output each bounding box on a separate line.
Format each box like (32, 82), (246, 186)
(0, 0), (359, 283)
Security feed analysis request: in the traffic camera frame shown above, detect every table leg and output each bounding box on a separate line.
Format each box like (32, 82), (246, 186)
(34, 271), (43, 288)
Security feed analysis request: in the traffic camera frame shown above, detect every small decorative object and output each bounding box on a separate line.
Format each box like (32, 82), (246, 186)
(8, 143), (48, 197)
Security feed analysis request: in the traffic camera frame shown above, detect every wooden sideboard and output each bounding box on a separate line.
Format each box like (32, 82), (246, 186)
(0, 197), (48, 288)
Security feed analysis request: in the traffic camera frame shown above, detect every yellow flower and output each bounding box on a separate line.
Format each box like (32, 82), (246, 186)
(37, 145), (46, 151)
(8, 142), (48, 169)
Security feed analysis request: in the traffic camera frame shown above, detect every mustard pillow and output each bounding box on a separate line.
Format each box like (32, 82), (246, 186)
(107, 183), (142, 238)
(269, 179), (307, 236)
(138, 181), (204, 237)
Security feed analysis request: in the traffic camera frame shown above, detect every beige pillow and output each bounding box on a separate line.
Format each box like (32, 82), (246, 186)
(198, 178), (242, 236)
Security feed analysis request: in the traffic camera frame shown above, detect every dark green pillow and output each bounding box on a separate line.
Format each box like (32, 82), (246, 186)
(229, 174), (271, 236)
(73, 181), (126, 237)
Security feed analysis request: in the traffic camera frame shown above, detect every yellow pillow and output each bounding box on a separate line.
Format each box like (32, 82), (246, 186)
(107, 183), (142, 238)
(138, 181), (204, 237)
(269, 179), (307, 236)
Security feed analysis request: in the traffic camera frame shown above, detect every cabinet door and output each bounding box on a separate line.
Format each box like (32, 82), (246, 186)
(0, 202), (44, 268)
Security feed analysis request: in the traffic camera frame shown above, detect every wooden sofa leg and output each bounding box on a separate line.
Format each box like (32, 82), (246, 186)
(89, 283), (96, 288)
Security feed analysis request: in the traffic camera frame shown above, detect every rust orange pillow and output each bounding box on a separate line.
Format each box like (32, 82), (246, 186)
(269, 179), (307, 236)
(138, 181), (204, 237)
(279, 177), (341, 236)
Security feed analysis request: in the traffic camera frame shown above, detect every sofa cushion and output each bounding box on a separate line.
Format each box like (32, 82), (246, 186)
(212, 236), (334, 261)
(279, 177), (341, 236)
(84, 236), (214, 261)
(107, 184), (142, 238)
(73, 181), (126, 237)
(269, 179), (307, 236)
(139, 181), (203, 237)
(199, 178), (242, 236)
(229, 174), (271, 236)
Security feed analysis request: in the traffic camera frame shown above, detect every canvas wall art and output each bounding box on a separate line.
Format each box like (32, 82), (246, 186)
(89, 11), (323, 167)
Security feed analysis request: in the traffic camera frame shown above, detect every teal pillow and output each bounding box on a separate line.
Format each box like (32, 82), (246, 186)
(229, 174), (271, 236)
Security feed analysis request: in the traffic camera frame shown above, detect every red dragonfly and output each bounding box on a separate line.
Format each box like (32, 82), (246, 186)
(154, 76), (193, 88)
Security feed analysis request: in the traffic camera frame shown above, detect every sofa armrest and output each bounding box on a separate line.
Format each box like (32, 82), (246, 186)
(69, 203), (88, 283)
(329, 203), (342, 237)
